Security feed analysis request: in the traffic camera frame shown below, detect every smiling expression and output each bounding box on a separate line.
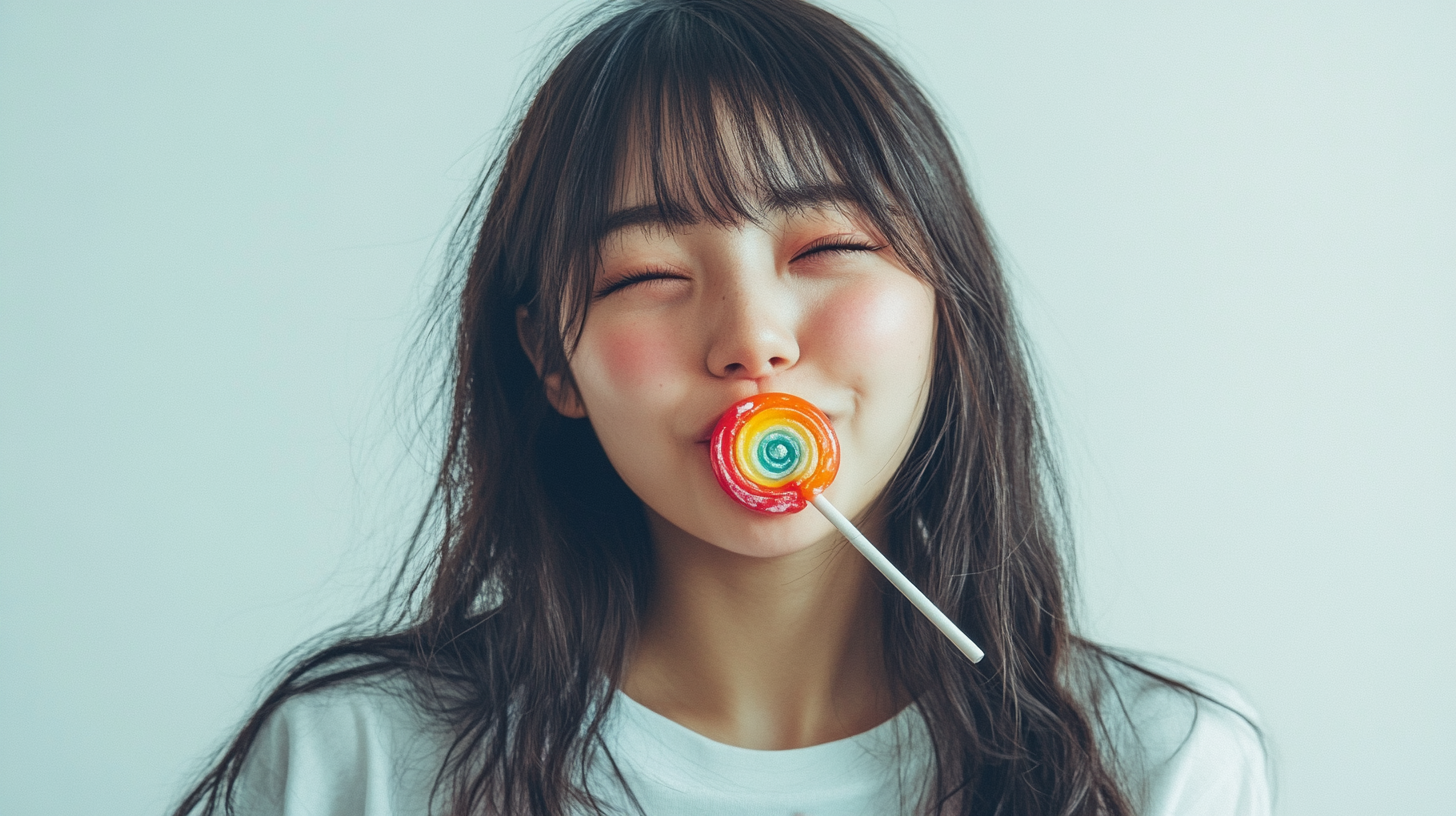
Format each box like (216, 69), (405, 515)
(538, 175), (937, 559)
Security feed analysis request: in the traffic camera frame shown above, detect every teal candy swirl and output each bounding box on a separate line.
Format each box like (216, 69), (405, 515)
(755, 430), (804, 479)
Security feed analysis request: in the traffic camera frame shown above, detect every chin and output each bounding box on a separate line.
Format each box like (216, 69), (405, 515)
(688, 501), (840, 560)
(634, 465), (849, 560)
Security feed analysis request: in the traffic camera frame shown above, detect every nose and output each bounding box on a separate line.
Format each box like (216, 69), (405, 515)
(704, 274), (800, 380)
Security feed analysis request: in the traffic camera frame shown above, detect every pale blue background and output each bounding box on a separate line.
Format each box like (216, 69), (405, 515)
(2, 2), (1452, 814)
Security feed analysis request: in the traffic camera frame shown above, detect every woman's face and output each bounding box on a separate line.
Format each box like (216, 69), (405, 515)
(546, 180), (937, 559)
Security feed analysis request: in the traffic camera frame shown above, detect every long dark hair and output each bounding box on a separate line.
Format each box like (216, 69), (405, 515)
(174, 1), (1141, 813)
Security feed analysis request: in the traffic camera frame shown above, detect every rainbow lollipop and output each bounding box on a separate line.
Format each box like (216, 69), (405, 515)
(709, 393), (986, 664)
(709, 392), (839, 514)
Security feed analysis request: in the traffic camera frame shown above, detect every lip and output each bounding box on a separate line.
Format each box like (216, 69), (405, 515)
(694, 417), (720, 445)
(693, 404), (736, 444)
(692, 396), (838, 444)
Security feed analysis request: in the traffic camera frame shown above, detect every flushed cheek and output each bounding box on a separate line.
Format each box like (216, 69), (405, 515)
(811, 279), (935, 377)
(575, 318), (688, 400)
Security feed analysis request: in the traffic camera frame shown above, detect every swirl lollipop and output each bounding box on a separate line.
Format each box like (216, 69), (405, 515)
(709, 393), (986, 664)
(710, 392), (839, 514)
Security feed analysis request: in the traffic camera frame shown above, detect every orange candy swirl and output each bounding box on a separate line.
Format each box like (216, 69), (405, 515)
(709, 393), (840, 514)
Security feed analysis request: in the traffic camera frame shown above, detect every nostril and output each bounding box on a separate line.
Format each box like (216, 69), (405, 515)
(706, 321), (801, 380)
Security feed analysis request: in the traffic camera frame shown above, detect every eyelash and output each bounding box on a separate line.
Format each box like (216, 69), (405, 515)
(592, 269), (682, 300)
(797, 236), (888, 258)
(592, 237), (887, 300)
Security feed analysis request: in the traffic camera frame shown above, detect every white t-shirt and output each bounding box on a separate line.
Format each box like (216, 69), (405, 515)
(232, 655), (1269, 815)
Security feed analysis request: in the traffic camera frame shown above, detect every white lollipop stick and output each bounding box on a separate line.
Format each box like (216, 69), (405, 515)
(811, 494), (985, 663)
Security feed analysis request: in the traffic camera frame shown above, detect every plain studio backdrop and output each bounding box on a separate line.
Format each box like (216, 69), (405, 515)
(1, 1), (1452, 814)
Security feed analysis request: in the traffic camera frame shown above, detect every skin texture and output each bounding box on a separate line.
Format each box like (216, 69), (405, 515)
(520, 172), (937, 749)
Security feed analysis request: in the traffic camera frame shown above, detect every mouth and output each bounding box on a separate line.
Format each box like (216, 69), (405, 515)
(693, 415), (723, 446)
(693, 398), (838, 445)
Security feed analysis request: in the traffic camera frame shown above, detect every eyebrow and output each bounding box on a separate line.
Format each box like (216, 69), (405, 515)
(598, 182), (860, 241)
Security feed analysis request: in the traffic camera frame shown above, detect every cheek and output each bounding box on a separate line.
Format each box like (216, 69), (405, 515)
(576, 318), (686, 397)
(814, 278), (936, 373)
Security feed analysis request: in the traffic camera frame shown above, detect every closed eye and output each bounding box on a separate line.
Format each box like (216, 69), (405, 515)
(592, 269), (688, 300)
(793, 235), (888, 261)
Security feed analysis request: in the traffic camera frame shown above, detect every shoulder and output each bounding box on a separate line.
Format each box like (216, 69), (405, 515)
(1076, 648), (1272, 816)
(232, 669), (449, 816)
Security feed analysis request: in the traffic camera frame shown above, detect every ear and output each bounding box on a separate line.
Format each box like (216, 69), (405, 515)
(516, 305), (587, 419)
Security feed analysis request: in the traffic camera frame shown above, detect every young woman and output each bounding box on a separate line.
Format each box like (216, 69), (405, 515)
(173, 1), (1269, 814)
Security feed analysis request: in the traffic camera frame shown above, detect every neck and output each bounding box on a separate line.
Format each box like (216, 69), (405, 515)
(622, 507), (906, 750)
